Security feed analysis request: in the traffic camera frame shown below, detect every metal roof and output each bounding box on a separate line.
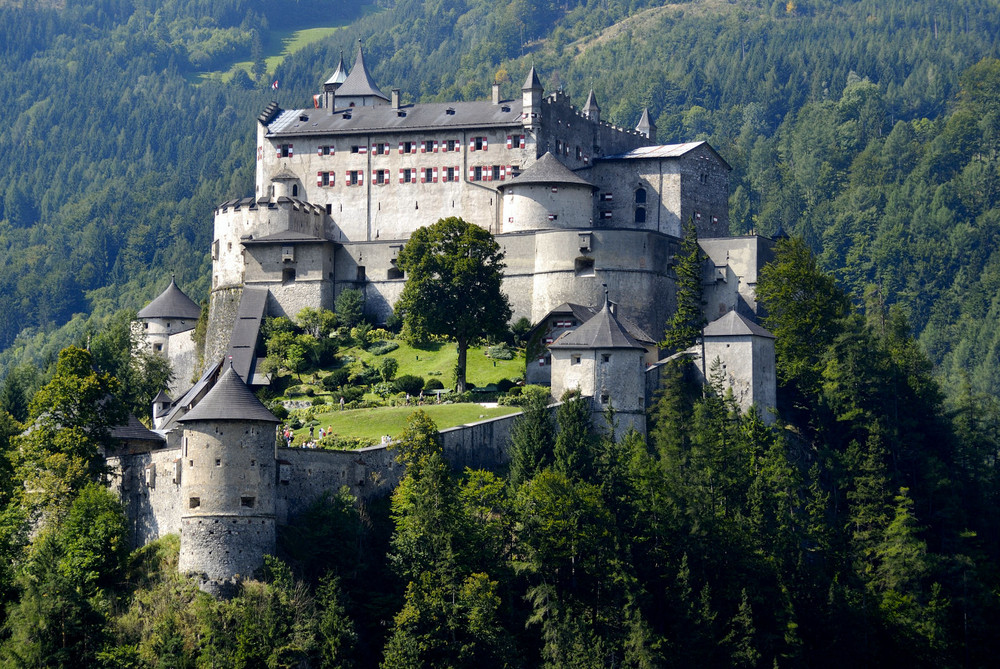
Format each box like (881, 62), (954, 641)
(703, 310), (774, 339)
(137, 277), (201, 320)
(549, 301), (647, 350)
(501, 152), (594, 189)
(539, 302), (655, 344)
(266, 98), (524, 137)
(227, 286), (268, 383)
(334, 44), (389, 100)
(178, 363), (279, 423)
(325, 54), (349, 86)
(600, 141), (733, 170)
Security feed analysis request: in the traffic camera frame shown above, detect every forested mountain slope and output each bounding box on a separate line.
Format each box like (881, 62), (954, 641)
(1, 0), (999, 398)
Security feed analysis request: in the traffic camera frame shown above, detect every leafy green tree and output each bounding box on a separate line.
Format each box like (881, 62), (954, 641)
(662, 218), (705, 354)
(395, 218), (511, 393)
(335, 289), (365, 329)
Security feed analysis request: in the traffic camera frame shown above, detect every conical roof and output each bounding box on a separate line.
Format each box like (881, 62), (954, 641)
(702, 310), (774, 339)
(522, 66), (542, 90)
(502, 152), (594, 189)
(550, 300), (646, 350)
(336, 42), (389, 100)
(583, 89), (600, 115)
(137, 277), (201, 320)
(325, 53), (349, 85)
(636, 108), (656, 135)
(178, 363), (279, 423)
(153, 389), (172, 404)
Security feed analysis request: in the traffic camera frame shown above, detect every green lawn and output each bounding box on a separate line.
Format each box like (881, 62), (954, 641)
(291, 403), (520, 444)
(339, 341), (525, 389)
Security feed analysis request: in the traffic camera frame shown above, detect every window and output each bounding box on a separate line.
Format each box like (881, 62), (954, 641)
(556, 140), (562, 153)
(374, 169), (389, 185)
(600, 394), (610, 404)
(600, 211), (613, 220)
(635, 207), (646, 223)
(571, 354), (581, 365)
(356, 266), (366, 282)
(215, 458), (221, 467)
(445, 139), (459, 152)
(282, 268), (296, 283)
(599, 192), (613, 202)
(326, 204), (332, 214)
(291, 184), (298, 197)
(472, 166), (483, 181)
(699, 172), (708, 184)
(373, 142), (390, 155)
(547, 213), (558, 221)
(576, 146), (582, 159)
(421, 167), (437, 183)
(350, 144), (367, 154)
(277, 143), (293, 157)
(153, 343), (162, 352)
(317, 145), (334, 156)
(635, 187), (647, 203)
(492, 165), (501, 181)
(506, 134), (526, 149)
(189, 497), (200, 509)
(388, 267), (403, 280)
(470, 136), (487, 151)
(316, 171), (334, 187)
(422, 140), (435, 153)
(281, 246), (294, 261)
(601, 354), (611, 363)
(400, 141), (416, 154)
(444, 166), (458, 182)
(241, 497), (255, 508)
(400, 168), (416, 184)
(347, 170), (363, 186)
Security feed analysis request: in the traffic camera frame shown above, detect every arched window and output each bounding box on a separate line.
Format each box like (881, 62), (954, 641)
(635, 187), (647, 204)
(635, 207), (646, 223)
(292, 184), (299, 197)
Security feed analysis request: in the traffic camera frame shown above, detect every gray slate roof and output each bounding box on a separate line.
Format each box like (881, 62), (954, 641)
(502, 152), (594, 189)
(227, 286), (268, 383)
(335, 45), (388, 100)
(583, 89), (600, 114)
(542, 302), (655, 344)
(111, 414), (165, 443)
(179, 364), (278, 423)
(267, 98), (524, 137)
(325, 54), (349, 86)
(702, 310), (774, 339)
(549, 301), (647, 350)
(242, 230), (330, 245)
(523, 66), (542, 90)
(636, 108), (656, 134)
(137, 277), (201, 320)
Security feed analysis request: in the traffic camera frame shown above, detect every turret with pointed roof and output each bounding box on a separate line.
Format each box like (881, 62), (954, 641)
(334, 41), (389, 108)
(636, 108), (657, 142)
(522, 65), (543, 128)
(138, 276), (201, 321)
(583, 89), (600, 123)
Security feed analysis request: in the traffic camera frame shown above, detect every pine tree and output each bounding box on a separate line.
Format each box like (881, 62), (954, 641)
(661, 218), (705, 354)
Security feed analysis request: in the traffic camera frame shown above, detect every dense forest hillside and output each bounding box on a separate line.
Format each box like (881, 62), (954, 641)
(1, 0), (1000, 398)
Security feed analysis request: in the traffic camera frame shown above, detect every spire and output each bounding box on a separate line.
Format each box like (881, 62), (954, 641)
(522, 65), (543, 91)
(335, 39), (389, 102)
(324, 51), (349, 86)
(636, 108), (657, 141)
(583, 89), (600, 122)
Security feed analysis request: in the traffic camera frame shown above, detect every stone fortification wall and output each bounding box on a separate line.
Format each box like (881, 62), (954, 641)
(275, 410), (522, 523)
(166, 330), (199, 396)
(110, 447), (184, 549)
(204, 286), (242, 367)
(538, 91), (649, 168)
(699, 236), (774, 321)
(178, 420), (277, 583)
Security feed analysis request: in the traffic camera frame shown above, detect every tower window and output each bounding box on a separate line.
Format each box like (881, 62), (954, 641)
(282, 268), (296, 283)
(602, 354), (611, 363)
(241, 497), (255, 508)
(189, 497), (200, 509)
(635, 187), (647, 203)
(635, 207), (646, 223)
(571, 354), (581, 365)
(292, 184), (298, 197)
(574, 257), (595, 277)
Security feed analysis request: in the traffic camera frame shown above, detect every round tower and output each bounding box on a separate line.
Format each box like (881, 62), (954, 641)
(176, 364), (280, 595)
(498, 152), (595, 232)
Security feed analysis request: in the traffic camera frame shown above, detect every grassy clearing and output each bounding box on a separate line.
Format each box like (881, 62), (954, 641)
(291, 403), (520, 444)
(338, 341), (525, 389)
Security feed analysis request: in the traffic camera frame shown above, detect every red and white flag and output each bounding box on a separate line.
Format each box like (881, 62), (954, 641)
(271, 80), (279, 90)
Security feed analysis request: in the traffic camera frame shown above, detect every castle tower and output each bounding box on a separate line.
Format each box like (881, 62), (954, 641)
(334, 41), (389, 108)
(176, 364), (280, 596)
(698, 310), (776, 422)
(636, 108), (656, 142)
(583, 89), (600, 123)
(548, 297), (648, 438)
(323, 51), (349, 111)
(137, 276), (202, 397)
(522, 66), (543, 130)
(498, 152), (596, 232)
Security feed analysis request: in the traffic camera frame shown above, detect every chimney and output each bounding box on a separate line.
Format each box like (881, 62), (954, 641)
(492, 83), (501, 105)
(391, 88), (401, 109)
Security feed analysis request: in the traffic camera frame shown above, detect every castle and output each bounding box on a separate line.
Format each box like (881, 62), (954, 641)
(113, 45), (777, 594)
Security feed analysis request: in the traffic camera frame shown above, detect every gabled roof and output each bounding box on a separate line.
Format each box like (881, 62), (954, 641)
(600, 141), (733, 170)
(523, 66), (542, 90)
(335, 44), (388, 101)
(325, 53), (349, 85)
(178, 364), (279, 423)
(137, 277), (201, 320)
(111, 414), (165, 443)
(549, 301), (646, 350)
(702, 310), (774, 339)
(501, 152), (594, 189)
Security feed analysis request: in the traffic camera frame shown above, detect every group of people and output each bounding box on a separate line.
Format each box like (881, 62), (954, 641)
(279, 424), (336, 449)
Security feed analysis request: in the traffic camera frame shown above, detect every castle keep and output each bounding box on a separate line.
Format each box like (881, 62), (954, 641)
(120, 46), (777, 593)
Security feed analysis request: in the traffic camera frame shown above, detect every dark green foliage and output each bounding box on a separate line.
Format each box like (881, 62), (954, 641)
(507, 385), (556, 487)
(395, 218), (511, 393)
(335, 289), (365, 329)
(423, 378), (445, 392)
(368, 340), (400, 356)
(393, 374), (425, 396)
(323, 368), (351, 390)
(661, 218), (705, 354)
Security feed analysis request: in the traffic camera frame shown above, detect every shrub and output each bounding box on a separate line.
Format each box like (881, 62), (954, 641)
(378, 357), (399, 382)
(486, 343), (514, 360)
(393, 374), (425, 395)
(366, 328), (394, 342)
(350, 323), (372, 344)
(330, 386), (366, 405)
(286, 385), (306, 397)
(497, 378), (515, 393)
(384, 312), (402, 333)
(423, 378), (445, 391)
(322, 368), (350, 390)
(311, 396), (326, 406)
(304, 387), (315, 397)
(268, 401), (289, 420)
(368, 340), (399, 356)
(289, 416), (303, 430)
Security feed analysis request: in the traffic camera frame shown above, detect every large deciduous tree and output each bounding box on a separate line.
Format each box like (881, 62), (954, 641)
(394, 218), (511, 393)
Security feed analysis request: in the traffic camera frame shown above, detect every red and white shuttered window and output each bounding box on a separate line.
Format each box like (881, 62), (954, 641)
(444, 139), (460, 152)
(469, 136), (488, 151)
(277, 144), (293, 157)
(316, 171), (335, 187)
(399, 168), (416, 184)
(506, 135), (526, 149)
(443, 166), (459, 182)
(398, 141), (417, 154)
(373, 169), (389, 185)
(372, 143), (390, 155)
(420, 167), (438, 183)
(346, 170), (364, 186)
(420, 140), (437, 153)
(468, 165), (513, 182)
(317, 145), (334, 156)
